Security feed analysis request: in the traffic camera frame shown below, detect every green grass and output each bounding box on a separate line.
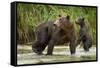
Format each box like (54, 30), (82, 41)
(17, 3), (97, 44)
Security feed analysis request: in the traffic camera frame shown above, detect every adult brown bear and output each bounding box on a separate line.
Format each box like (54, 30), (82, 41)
(32, 15), (77, 55)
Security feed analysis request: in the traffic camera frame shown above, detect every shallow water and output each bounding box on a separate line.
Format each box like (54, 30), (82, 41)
(17, 46), (97, 65)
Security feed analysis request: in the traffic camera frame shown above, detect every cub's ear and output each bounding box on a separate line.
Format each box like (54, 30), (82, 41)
(58, 15), (62, 17)
(82, 17), (84, 21)
(66, 15), (70, 20)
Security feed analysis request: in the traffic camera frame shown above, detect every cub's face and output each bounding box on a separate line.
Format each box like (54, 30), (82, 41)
(75, 17), (84, 25)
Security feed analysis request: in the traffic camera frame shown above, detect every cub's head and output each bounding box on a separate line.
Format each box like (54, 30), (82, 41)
(75, 17), (85, 26)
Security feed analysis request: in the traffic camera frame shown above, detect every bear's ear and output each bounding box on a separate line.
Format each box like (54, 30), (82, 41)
(58, 15), (62, 17)
(66, 15), (70, 20)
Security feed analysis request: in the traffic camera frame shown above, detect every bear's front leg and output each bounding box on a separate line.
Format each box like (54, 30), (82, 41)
(69, 38), (76, 55)
(46, 40), (55, 55)
(46, 28), (61, 55)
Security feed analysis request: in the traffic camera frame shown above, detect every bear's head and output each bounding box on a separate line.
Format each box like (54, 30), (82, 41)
(53, 15), (73, 32)
(54, 15), (70, 27)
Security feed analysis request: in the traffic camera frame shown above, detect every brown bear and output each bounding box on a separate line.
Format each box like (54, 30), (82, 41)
(32, 15), (77, 55)
(75, 17), (92, 51)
